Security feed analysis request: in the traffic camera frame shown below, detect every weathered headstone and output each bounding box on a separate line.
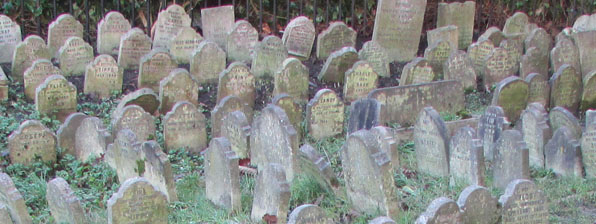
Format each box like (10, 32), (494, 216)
(519, 104), (551, 168)
(201, 5), (235, 50)
(415, 197), (462, 224)
(478, 27), (505, 46)
(106, 177), (168, 224)
(0, 69), (5, 101)
(477, 106), (507, 161)
(549, 64), (582, 113)
(581, 71), (596, 111)
(137, 50), (178, 92)
(151, 4), (191, 51)
(372, 0), (427, 62)
(97, 11), (131, 55)
(525, 73), (550, 107)
(106, 129), (142, 183)
(424, 39), (453, 76)
(250, 104), (299, 181)
(503, 12), (529, 36)
(483, 47), (515, 90)
(316, 21), (356, 60)
(23, 59), (61, 100)
(520, 47), (548, 79)
(437, 1), (476, 49)
(318, 47), (358, 83)
(8, 120), (56, 165)
(111, 105), (156, 141)
(84, 54), (123, 99)
(298, 144), (339, 193)
(427, 25), (459, 50)
(227, 20), (258, 62)
(251, 163), (291, 223)
(573, 13), (596, 31)
(457, 185), (498, 224)
(443, 50), (476, 89)
(550, 37), (580, 74)
(0, 15), (21, 63)
(190, 41), (226, 83)
(287, 204), (332, 224)
(57, 113), (89, 156)
(272, 94), (304, 137)
(449, 127), (485, 186)
(525, 28), (552, 55)
(347, 98), (383, 134)
(169, 27), (203, 64)
(204, 137), (241, 212)
(400, 57), (435, 86)
(46, 177), (86, 224)
(499, 36), (523, 74)
(11, 36), (50, 82)
(492, 130), (530, 190)
(572, 30), (596, 78)
(211, 95), (253, 137)
(581, 119), (596, 178)
(343, 60), (378, 102)
(414, 107), (449, 177)
(251, 35), (288, 78)
(358, 41), (390, 77)
(306, 89), (345, 139)
(467, 39), (494, 76)
(342, 130), (399, 217)
(273, 58), (309, 102)
(544, 126), (583, 177)
(35, 75), (77, 121)
(141, 141), (178, 202)
(0, 172), (32, 224)
(499, 179), (548, 224)
(47, 14), (84, 57)
(216, 62), (256, 108)
(282, 16), (316, 59)
(549, 106), (582, 139)
(158, 68), (199, 114)
(114, 88), (159, 115)
(221, 111), (251, 159)
(58, 36), (94, 76)
(117, 28), (152, 69)
(491, 76), (529, 122)
(163, 101), (207, 153)
(75, 117), (111, 161)
(0, 204), (11, 224)
(371, 126), (399, 171)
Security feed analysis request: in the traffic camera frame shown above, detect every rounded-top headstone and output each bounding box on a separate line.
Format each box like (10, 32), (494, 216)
(8, 120), (57, 165)
(414, 107), (449, 177)
(97, 11), (132, 55)
(457, 185), (498, 224)
(58, 36), (94, 76)
(0, 15), (22, 63)
(549, 64), (582, 114)
(251, 35), (289, 78)
(415, 197), (462, 224)
(0, 172), (33, 224)
(11, 35), (51, 82)
(84, 54), (123, 99)
(316, 21), (357, 60)
(358, 41), (391, 78)
(117, 28), (152, 69)
(48, 13), (84, 58)
(23, 59), (61, 100)
(158, 68), (199, 114)
(498, 179), (548, 224)
(190, 40), (226, 84)
(46, 177), (87, 224)
(282, 16), (316, 59)
(491, 76), (529, 122)
(227, 20), (258, 63)
(306, 89), (345, 140)
(163, 101), (207, 153)
(287, 204), (332, 224)
(35, 74), (77, 121)
(216, 62), (256, 108)
(107, 177), (168, 224)
(138, 50), (178, 92)
(151, 4), (191, 51)
(169, 27), (203, 64)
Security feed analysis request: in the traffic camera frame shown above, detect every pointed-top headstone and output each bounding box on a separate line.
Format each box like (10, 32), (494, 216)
(414, 107), (449, 177)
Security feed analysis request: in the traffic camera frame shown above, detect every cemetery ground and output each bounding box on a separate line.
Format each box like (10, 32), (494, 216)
(1, 61), (595, 223)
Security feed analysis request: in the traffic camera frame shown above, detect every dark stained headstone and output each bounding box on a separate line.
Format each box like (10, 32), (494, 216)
(347, 98), (383, 134)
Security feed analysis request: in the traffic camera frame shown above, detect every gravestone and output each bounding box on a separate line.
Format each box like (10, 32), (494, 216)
(457, 185), (498, 224)
(424, 39), (453, 76)
(97, 11), (131, 55)
(221, 111), (251, 159)
(413, 107), (449, 177)
(525, 73), (550, 107)
(499, 36), (523, 74)
(427, 25), (458, 50)
(573, 13), (596, 31)
(287, 204), (332, 224)
(47, 14), (84, 57)
(138, 50), (178, 92)
(443, 50), (476, 89)
(358, 41), (390, 77)
(347, 98), (383, 134)
(0, 69), (5, 100)
(316, 21), (357, 60)
(549, 64), (582, 114)
(211, 95), (253, 137)
(169, 27), (203, 64)
(151, 4), (191, 51)
(273, 58), (309, 102)
(57, 113), (89, 156)
(581, 71), (596, 111)
(520, 47), (548, 79)
(250, 105), (299, 181)
(204, 138), (241, 212)
(503, 12), (529, 36)
(371, 126), (399, 171)
(251, 163), (291, 223)
(141, 141), (178, 202)
(282, 16), (316, 59)
(492, 130), (530, 190)
(519, 105), (551, 168)
(190, 41), (226, 83)
(483, 47), (515, 90)
(318, 47), (358, 83)
(251, 35), (288, 78)
(415, 197), (462, 224)
(23, 59), (61, 100)
(372, 0), (427, 62)
(163, 101), (207, 154)
(115, 88), (159, 115)
(201, 5), (235, 50)
(227, 20), (258, 62)
(306, 89), (344, 139)
(84, 54), (123, 99)
(106, 177), (168, 224)
(544, 127), (583, 177)
(572, 30), (596, 78)
(524, 28), (552, 56)
(0, 204), (10, 224)
(46, 177), (86, 224)
(342, 130), (399, 217)
(35, 75), (77, 121)
(587, 109), (596, 126)
(478, 27), (505, 46)
(106, 129), (142, 183)
(368, 80), (464, 125)
(75, 117), (111, 161)
(272, 94), (304, 137)
(369, 217), (396, 224)
(117, 28), (152, 69)
(581, 119), (596, 178)
(550, 38), (580, 75)
(467, 39), (494, 76)
(400, 57), (435, 86)
(216, 62), (256, 108)
(491, 76), (529, 122)
(111, 105), (156, 141)
(343, 60), (378, 102)
(499, 179), (548, 224)
(549, 106), (582, 139)
(58, 36), (94, 76)
(437, 1), (476, 49)
(0, 15), (21, 63)
(298, 144), (339, 193)
(158, 68), (199, 114)
(0, 172), (32, 224)
(449, 127), (485, 186)
(8, 120), (56, 165)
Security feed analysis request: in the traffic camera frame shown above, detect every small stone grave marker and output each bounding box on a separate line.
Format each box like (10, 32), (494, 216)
(499, 179), (548, 224)
(306, 89), (345, 139)
(520, 47), (548, 79)
(492, 130), (530, 190)
(288, 204), (332, 224)
(190, 41), (226, 84)
(550, 38), (580, 75)
(97, 11), (131, 55)
(544, 127), (583, 176)
(138, 50), (178, 92)
(491, 76), (529, 122)
(457, 185), (498, 224)
(371, 126), (399, 171)
(437, 1), (476, 49)
(424, 39), (453, 76)
(549, 64), (582, 113)
(0, 15), (21, 63)
(8, 120), (56, 165)
(111, 105), (156, 141)
(48, 14), (84, 57)
(151, 4), (191, 51)
(201, 5), (235, 50)
(318, 47), (358, 83)
(227, 20), (258, 63)
(449, 127), (485, 186)
(221, 111), (251, 159)
(503, 12), (529, 36)
(163, 101), (207, 153)
(427, 25), (459, 49)
(414, 107), (449, 177)
(0, 172), (32, 224)
(347, 98), (382, 134)
(211, 95), (253, 137)
(581, 71), (596, 111)
(35, 75), (77, 121)
(343, 60), (378, 102)
(251, 35), (288, 78)
(57, 113), (89, 156)
(58, 36), (94, 76)
(114, 88), (159, 115)
(572, 30), (596, 78)
(282, 16), (316, 59)
(23, 59), (61, 100)
(273, 58), (309, 103)
(477, 106), (507, 161)
(443, 50), (476, 89)
(400, 57), (435, 86)
(549, 106), (582, 139)
(499, 36), (523, 74)
(169, 27), (203, 64)
(298, 144), (339, 193)
(106, 129), (142, 183)
(483, 47), (515, 90)
(117, 28), (152, 70)
(107, 177), (168, 224)
(519, 104), (551, 168)
(158, 68), (199, 114)
(478, 27), (505, 46)
(46, 177), (86, 224)
(573, 13), (596, 31)
(84, 54), (123, 99)
(75, 117), (111, 161)
(316, 21), (356, 60)
(216, 62), (256, 108)
(467, 39), (494, 76)
(205, 137), (241, 212)
(525, 73), (550, 107)
(250, 163), (291, 223)
(415, 197), (462, 224)
(272, 94), (303, 137)
(358, 41), (390, 77)
(142, 141), (178, 202)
